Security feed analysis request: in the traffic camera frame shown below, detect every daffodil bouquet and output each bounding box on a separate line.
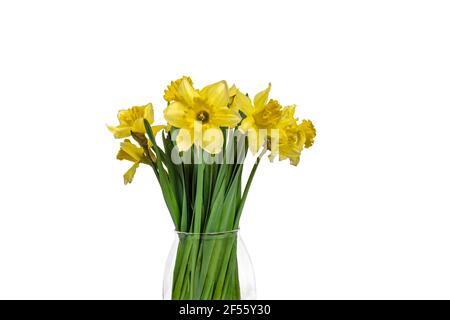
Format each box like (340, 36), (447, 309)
(108, 77), (315, 300)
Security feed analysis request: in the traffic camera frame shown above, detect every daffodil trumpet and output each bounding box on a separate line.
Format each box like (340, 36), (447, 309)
(108, 77), (316, 300)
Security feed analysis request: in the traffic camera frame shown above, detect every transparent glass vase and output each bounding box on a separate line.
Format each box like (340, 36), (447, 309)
(163, 230), (256, 300)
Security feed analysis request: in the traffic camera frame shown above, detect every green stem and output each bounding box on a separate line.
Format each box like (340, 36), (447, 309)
(233, 148), (265, 229)
(212, 235), (237, 299)
(172, 238), (193, 299)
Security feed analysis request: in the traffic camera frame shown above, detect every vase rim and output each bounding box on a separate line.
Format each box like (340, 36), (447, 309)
(174, 229), (239, 236)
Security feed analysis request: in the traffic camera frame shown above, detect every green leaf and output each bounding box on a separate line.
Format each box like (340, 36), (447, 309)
(193, 160), (205, 233)
(233, 156), (261, 229)
(219, 165), (242, 231)
(144, 119), (180, 229)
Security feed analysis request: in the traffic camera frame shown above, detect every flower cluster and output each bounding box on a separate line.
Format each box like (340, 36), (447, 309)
(230, 83), (316, 166)
(108, 76), (316, 183)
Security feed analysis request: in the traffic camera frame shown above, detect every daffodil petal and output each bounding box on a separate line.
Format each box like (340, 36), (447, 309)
(164, 101), (195, 128)
(117, 139), (144, 162)
(107, 125), (131, 138)
(132, 118), (146, 134)
(152, 125), (166, 135)
(254, 83), (271, 109)
(123, 162), (140, 184)
(117, 148), (135, 162)
(143, 103), (155, 123)
(268, 151), (277, 162)
(234, 91), (253, 116)
(175, 128), (194, 152)
(201, 127), (224, 154)
(211, 107), (241, 127)
(178, 78), (198, 105)
(229, 84), (238, 98)
(201, 80), (229, 107)
(289, 155), (300, 166)
(238, 117), (255, 133)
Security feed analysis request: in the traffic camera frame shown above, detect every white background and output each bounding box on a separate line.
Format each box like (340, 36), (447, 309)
(1, 0), (449, 299)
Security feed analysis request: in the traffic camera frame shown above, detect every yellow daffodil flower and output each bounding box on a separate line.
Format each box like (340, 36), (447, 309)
(108, 103), (155, 138)
(163, 77), (241, 154)
(269, 106), (316, 166)
(116, 139), (151, 184)
(234, 84), (283, 154)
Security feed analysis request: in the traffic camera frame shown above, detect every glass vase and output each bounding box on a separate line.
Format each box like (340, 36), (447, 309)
(163, 230), (256, 300)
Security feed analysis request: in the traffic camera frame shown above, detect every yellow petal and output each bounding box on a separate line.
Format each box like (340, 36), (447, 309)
(211, 107), (241, 127)
(143, 103), (155, 124)
(254, 83), (271, 109)
(201, 127), (224, 154)
(175, 128), (194, 152)
(179, 78), (199, 105)
(229, 84), (238, 98)
(289, 155), (300, 166)
(164, 101), (195, 128)
(200, 80), (229, 107)
(117, 139), (144, 162)
(228, 85), (239, 112)
(234, 91), (253, 116)
(299, 119), (316, 148)
(107, 125), (130, 138)
(124, 106), (146, 122)
(164, 76), (194, 103)
(152, 124), (166, 135)
(238, 117), (255, 133)
(117, 148), (135, 162)
(131, 119), (146, 134)
(123, 162), (140, 184)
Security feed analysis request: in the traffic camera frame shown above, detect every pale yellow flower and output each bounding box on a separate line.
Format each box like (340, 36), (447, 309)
(269, 106), (316, 166)
(116, 139), (150, 184)
(163, 77), (241, 154)
(234, 84), (283, 154)
(108, 103), (154, 138)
